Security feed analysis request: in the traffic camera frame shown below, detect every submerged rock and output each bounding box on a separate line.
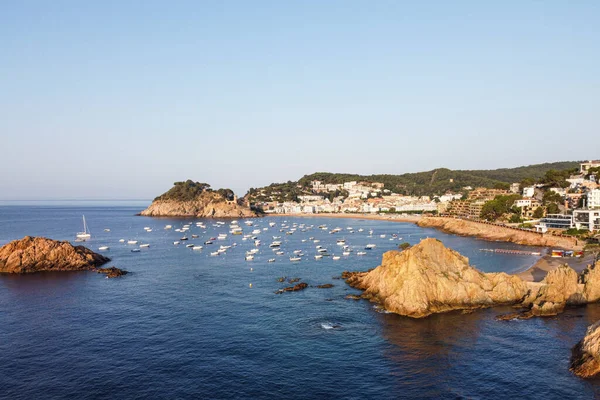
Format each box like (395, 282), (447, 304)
(0, 236), (110, 273)
(571, 320), (600, 378)
(316, 284), (334, 289)
(345, 238), (529, 318)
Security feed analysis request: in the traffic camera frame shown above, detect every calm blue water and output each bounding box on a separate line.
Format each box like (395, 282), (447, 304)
(1, 205), (599, 399)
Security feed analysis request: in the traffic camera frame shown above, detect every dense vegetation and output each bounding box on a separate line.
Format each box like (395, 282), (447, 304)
(480, 194), (522, 221)
(155, 180), (235, 202)
(246, 181), (304, 203)
(292, 161), (579, 197)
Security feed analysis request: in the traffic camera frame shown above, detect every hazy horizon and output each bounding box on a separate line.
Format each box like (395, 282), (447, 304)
(2, 2), (598, 200)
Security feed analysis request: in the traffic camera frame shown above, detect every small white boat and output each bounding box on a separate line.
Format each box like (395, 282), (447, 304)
(380, 234), (386, 238)
(119, 239), (125, 243)
(104, 229), (110, 232)
(139, 243), (150, 248)
(332, 256), (341, 260)
(314, 255), (323, 260)
(289, 257), (301, 262)
(342, 251), (350, 256)
(317, 248), (328, 253)
(210, 251), (219, 256)
(293, 250), (302, 254)
(76, 215), (91, 241)
(276, 251), (284, 255)
(173, 241), (180, 245)
(365, 244), (376, 249)
(127, 240), (138, 245)
(192, 246), (203, 250)
(357, 251), (367, 256)
(164, 225), (172, 230)
(245, 255), (254, 261)
(268, 258), (276, 263)
(186, 244), (194, 248)
(98, 246), (110, 251)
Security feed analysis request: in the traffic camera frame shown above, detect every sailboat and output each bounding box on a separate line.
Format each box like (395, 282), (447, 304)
(76, 215), (91, 241)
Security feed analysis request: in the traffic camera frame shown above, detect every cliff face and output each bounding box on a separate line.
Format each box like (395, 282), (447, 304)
(0, 236), (110, 273)
(571, 320), (600, 378)
(346, 238), (529, 318)
(140, 182), (258, 218)
(417, 217), (580, 250)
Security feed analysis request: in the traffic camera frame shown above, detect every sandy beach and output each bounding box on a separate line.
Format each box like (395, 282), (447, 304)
(518, 253), (598, 282)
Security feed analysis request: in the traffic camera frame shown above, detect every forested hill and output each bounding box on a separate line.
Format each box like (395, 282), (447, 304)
(293, 161), (580, 196)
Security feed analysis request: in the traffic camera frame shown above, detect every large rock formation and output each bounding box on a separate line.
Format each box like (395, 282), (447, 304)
(140, 180), (258, 218)
(0, 236), (110, 273)
(346, 238), (529, 318)
(571, 320), (600, 378)
(417, 217), (581, 249)
(346, 238), (600, 319)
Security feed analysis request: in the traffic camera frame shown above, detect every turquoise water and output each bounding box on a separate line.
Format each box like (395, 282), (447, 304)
(0, 205), (599, 399)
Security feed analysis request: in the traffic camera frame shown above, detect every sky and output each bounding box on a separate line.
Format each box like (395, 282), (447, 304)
(1, 1), (598, 200)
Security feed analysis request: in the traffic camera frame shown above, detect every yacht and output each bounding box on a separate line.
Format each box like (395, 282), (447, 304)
(76, 215), (91, 241)
(98, 246), (110, 251)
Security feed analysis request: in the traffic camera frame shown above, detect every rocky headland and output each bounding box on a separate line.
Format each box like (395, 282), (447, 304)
(417, 217), (581, 250)
(140, 180), (258, 218)
(571, 320), (600, 378)
(345, 238), (600, 319)
(0, 236), (110, 273)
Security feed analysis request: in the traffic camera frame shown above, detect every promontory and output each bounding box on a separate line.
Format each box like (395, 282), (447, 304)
(140, 180), (258, 218)
(0, 236), (110, 273)
(345, 238), (600, 319)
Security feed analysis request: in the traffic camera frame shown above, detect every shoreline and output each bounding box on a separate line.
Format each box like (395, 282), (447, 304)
(518, 253), (597, 283)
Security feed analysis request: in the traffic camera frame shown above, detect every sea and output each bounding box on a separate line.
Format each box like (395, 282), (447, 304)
(1, 202), (599, 399)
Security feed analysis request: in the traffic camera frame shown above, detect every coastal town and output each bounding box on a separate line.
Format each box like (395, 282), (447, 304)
(248, 160), (600, 234)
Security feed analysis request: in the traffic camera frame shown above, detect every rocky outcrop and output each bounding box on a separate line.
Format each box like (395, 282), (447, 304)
(417, 217), (581, 249)
(275, 282), (308, 294)
(345, 238), (600, 319)
(140, 181), (257, 218)
(345, 238), (529, 318)
(571, 320), (600, 378)
(0, 236), (110, 273)
(95, 266), (128, 278)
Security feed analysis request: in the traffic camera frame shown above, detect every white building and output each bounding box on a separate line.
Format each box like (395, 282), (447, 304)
(522, 186), (535, 198)
(587, 189), (600, 209)
(573, 209), (600, 232)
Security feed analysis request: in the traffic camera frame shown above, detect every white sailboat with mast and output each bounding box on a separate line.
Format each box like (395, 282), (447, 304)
(76, 215), (91, 241)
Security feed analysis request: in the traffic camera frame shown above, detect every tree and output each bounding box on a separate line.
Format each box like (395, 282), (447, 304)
(509, 214), (522, 223)
(398, 242), (411, 251)
(533, 207), (545, 219)
(542, 190), (563, 205)
(480, 194), (522, 221)
(546, 203), (560, 214)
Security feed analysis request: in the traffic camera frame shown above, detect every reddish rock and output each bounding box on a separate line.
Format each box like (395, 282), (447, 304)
(0, 236), (110, 273)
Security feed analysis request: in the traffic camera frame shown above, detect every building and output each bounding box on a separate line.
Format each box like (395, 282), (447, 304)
(467, 188), (509, 201)
(587, 189), (600, 209)
(297, 195), (325, 202)
(573, 209), (600, 232)
(510, 183), (520, 194)
(580, 160), (600, 174)
(538, 214), (574, 230)
(522, 186), (535, 198)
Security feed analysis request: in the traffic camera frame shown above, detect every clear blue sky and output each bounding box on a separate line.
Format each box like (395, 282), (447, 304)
(1, 1), (598, 200)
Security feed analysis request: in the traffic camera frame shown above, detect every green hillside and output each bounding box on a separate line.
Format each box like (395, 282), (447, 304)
(247, 161), (580, 199)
